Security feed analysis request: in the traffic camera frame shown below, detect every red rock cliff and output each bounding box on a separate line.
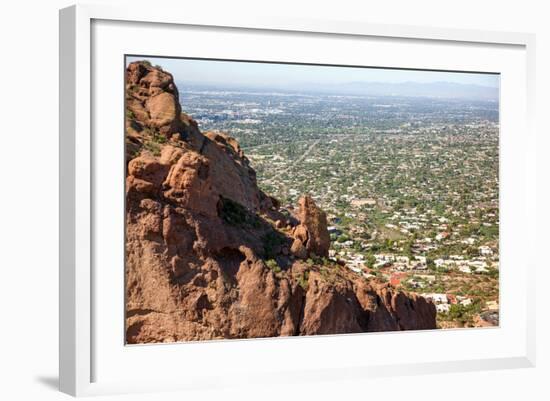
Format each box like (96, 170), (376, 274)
(124, 61), (437, 343)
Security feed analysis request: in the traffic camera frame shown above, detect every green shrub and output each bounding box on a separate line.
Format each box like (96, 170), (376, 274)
(297, 271), (310, 291)
(265, 259), (281, 273)
(441, 300), (483, 325)
(152, 131), (167, 144)
(142, 127), (167, 144)
(144, 141), (161, 156)
(321, 257), (332, 266)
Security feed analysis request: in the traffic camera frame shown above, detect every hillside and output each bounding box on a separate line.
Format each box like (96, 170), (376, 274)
(124, 60), (436, 343)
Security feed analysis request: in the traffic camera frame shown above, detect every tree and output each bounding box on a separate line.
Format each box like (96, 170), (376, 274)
(366, 253), (376, 268)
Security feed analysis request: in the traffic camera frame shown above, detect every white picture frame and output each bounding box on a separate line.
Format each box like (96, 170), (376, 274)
(59, 4), (536, 397)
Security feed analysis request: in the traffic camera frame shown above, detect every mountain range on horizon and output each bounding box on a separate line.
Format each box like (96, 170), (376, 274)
(177, 79), (499, 101)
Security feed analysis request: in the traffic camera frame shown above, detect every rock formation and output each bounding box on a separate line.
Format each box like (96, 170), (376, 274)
(124, 61), (437, 344)
(291, 195), (331, 259)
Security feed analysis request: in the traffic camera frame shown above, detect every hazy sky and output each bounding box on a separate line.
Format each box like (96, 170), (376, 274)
(126, 56), (499, 89)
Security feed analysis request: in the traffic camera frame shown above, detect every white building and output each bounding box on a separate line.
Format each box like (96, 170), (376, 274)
(434, 258), (446, 268)
(479, 245), (494, 256)
(458, 265), (473, 274)
(436, 304), (451, 313)
(460, 298), (473, 307)
(423, 293), (448, 304)
(411, 256), (427, 270)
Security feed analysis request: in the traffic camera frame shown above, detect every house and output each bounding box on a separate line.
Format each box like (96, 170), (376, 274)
(422, 293), (448, 304)
(345, 253), (366, 274)
(415, 256), (427, 264)
(479, 245), (494, 256)
(475, 265), (489, 274)
(374, 253), (395, 264)
(396, 256), (410, 264)
(407, 278), (425, 289)
(458, 265), (473, 274)
(350, 198), (376, 208)
(459, 298), (473, 307)
(434, 258), (446, 268)
(468, 260), (488, 273)
(411, 256), (427, 270)
(436, 304), (451, 313)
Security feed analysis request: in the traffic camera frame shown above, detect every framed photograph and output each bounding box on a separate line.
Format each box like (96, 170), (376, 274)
(59, 4), (536, 396)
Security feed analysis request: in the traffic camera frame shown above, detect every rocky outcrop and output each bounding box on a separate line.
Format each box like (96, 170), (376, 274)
(124, 61), (436, 344)
(291, 195), (331, 259)
(126, 61), (185, 136)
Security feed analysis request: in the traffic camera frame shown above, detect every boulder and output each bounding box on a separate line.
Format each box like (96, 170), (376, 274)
(125, 61), (184, 137)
